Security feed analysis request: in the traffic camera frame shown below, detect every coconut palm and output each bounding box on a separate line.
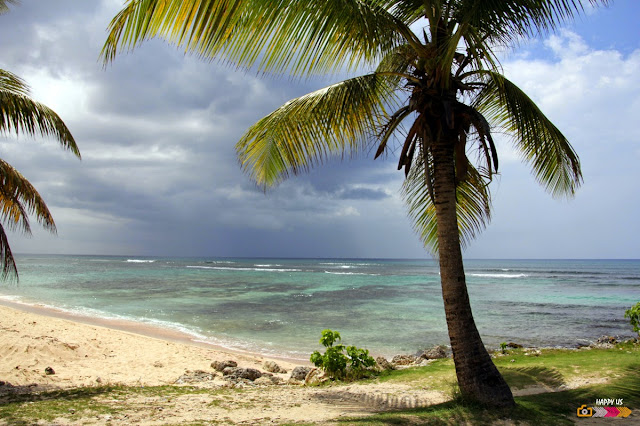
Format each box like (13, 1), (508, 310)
(0, 1), (80, 280)
(102, 0), (608, 406)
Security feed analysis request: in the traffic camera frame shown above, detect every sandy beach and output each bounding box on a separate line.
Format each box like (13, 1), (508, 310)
(1, 299), (634, 424)
(0, 301), (303, 388)
(0, 301), (449, 424)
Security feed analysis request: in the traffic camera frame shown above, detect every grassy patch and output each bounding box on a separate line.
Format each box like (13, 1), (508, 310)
(493, 345), (640, 382)
(369, 359), (457, 392)
(499, 366), (566, 390)
(0, 384), (235, 425)
(337, 371), (640, 426)
(0, 386), (120, 425)
(1, 345), (637, 425)
(367, 346), (639, 390)
(337, 345), (640, 425)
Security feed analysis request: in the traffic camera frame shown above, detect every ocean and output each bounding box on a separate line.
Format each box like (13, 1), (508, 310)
(1, 255), (638, 360)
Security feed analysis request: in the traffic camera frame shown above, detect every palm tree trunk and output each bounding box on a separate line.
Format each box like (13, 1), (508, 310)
(431, 137), (515, 407)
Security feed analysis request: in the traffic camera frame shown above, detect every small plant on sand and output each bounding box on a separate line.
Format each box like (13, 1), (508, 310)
(624, 302), (640, 337)
(500, 342), (508, 354)
(310, 329), (376, 380)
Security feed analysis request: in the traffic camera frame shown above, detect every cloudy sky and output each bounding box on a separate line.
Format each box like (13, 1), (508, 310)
(1, 0), (638, 259)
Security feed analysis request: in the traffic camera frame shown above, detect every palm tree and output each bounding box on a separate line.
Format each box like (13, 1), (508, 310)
(102, 0), (608, 406)
(0, 1), (80, 280)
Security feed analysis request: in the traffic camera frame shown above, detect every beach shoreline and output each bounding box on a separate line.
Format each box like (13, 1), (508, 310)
(0, 298), (309, 364)
(0, 301), (453, 424)
(4, 256), (637, 358)
(0, 294), (630, 367)
(2, 299), (636, 424)
(0, 301), (306, 391)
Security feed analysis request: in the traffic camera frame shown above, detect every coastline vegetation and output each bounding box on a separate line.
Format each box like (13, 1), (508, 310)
(625, 302), (640, 337)
(310, 329), (376, 380)
(1, 344), (637, 425)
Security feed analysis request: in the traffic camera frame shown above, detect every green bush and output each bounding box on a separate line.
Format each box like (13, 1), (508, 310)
(624, 302), (640, 337)
(310, 329), (376, 380)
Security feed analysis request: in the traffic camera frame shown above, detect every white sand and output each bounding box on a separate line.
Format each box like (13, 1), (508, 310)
(0, 301), (449, 424)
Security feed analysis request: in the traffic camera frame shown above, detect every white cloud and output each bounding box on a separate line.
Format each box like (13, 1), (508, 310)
(334, 206), (360, 217)
(20, 68), (96, 122)
(466, 31), (640, 258)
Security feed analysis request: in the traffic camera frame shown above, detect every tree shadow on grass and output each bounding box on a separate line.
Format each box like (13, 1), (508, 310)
(337, 364), (640, 425)
(0, 384), (119, 425)
(499, 366), (566, 391)
(0, 383), (117, 404)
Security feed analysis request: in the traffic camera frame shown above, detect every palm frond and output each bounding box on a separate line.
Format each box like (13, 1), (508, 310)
(101, 0), (407, 77)
(473, 70), (582, 198)
(0, 223), (18, 281)
(0, 160), (56, 281)
(236, 73), (400, 187)
(379, 0), (430, 26)
(375, 106), (412, 159)
(0, 0), (18, 15)
(402, 145), (491, 254)
(459, 25), (502, 75)
(376, 43), (418, 80)
(0, 159), (56, 234)
(372, 43), (418, 159)
(0, 69), (30, 97)
(0, 76), (81, 158)
(453, 0), (612, 46)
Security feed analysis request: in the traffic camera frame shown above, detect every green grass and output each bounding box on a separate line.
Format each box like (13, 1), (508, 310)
(0, 345), (637, 425)
(337, 371), (640, 426)
(0, 386), (120, 425)
(0, 384), (233, 425)
(493, 343), (639, 380)
(336, 345), (640, 425)
(356, 358), (458, 394)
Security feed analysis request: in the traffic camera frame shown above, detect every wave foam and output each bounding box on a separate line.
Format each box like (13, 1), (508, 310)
(324, 271), (380, 276)
(187, 266), (301, 272)
(469, 273), (528, 278)
(0, 294), (24, 303)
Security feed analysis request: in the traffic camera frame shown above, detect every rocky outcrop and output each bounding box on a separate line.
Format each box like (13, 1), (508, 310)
(597, 336), (618, 345)
(175, 370), (217, 384)
(375, 356), (395, 370)
(290, 366), (313, 381)
(590, 335), (618, 349)
(263, 361), (287, 374)
(254, 376), (279, 386)
(419, 345), (447, 360)
(391, 354), (416, 365)
(304, 368), (327, 385)
(223, 367), (263, 381)
(211, 360), (238, 372)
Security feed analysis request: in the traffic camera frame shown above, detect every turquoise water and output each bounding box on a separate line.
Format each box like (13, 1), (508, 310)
(1, 255), (638, 359)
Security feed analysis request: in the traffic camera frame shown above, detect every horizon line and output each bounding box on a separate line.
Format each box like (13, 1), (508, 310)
(13, 253), (640, 261)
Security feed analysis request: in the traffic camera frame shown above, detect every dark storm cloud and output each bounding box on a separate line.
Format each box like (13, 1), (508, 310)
(336, 187), (390, 201)
(2, 0), (414, 258)
(1, 1), (639, 259)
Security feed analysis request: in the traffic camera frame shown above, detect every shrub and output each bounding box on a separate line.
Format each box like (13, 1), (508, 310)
(310, 329), (376, 380)
(624, 302), (640, 337)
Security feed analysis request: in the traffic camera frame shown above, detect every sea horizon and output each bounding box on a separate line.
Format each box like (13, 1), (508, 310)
(13, 253), (640, 261)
